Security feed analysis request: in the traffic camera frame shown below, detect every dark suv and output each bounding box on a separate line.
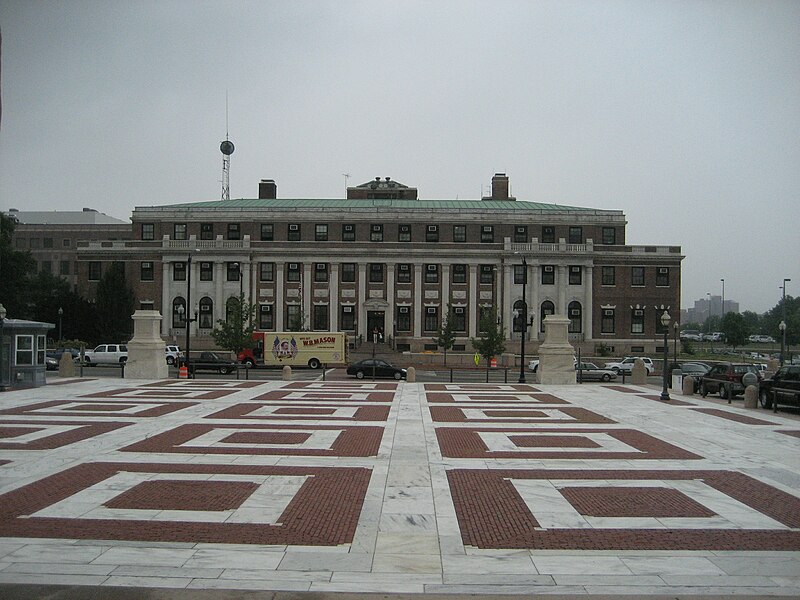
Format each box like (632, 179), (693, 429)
(759, 365), (800, 409)
(699, 363), (760, 399)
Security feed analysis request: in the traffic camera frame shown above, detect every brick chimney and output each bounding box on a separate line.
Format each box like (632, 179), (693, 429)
(491, 173), (509, 201)
(259, 179), (277, 199)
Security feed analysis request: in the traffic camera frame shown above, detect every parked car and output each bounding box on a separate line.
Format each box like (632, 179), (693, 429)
(45, 354), (59, 371)
(187, 351), (237, 375)
(603, 357), (655, 375)
(81, 344), (128, 365)
(346, 359), (406, 380)
(750, 334), (776, 344)
(575, 362), (617, 382)
(678, 362), (711, 392)
(165, 345), (183, 365)
(680, 330), (703, 341)
(703, 332), (725, 342)
(759, 365), (800, 409)
(699, 363), (761, 399)
(48, 348), (81, 361)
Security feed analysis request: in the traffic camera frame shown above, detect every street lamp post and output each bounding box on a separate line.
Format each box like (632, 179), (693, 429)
(516, 257), (534, 384)
(0, 303), (7, 391)
(673, 321), (679, 366)
(720, 278), (725, 319)
(781, 279), (791, 366)
(660, 310), (671, 402)
(58, 307), (63, 343)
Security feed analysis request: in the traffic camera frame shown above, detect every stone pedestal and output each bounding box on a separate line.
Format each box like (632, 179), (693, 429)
(631, 359), (648, 385)
(125, 310), (168, 380)
(682, 376), (695, 396)
(282, 365), (292, 381)
(58, 352), (76, 377)
(538, 315), (576, 385)
(743, 385), (758, 409)
(406, 366), (416, 383)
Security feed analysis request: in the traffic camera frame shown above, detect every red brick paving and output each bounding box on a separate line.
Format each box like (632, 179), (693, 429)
(254, 390), (395, 403)
(121, 424), (385, 457)
(221, 431), (312, 445)
(287, 381), (398, 390)
(0, 462), (371, 545)
(145, 380), (265, 388)
(637, 394), (696, 405)
(436, 427), (702, 459)
(0, 420), (131, 450)
(448, 469), (800, 550)
(206, 403), (390, 421)
(105, 480), (259, 511)
(509, 435), (601, 448)
(0, 400), (197, 418)
(426, 392), (568, 404)
(560, 486), (717, 518)
(82, 387), (236, 400)
(604, 385), (643, 393)
(0, 426), (45, 439)
(778, 430), (800, 438)
(425, 384), (541, 392)
(689, 408), (779, 425)
(429, 406), (614, 424)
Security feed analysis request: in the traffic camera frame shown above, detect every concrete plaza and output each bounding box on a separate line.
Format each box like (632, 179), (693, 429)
(0, 375), (798, 597)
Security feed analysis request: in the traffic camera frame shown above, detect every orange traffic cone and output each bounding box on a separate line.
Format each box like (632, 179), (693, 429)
(179, 364), (188, 379)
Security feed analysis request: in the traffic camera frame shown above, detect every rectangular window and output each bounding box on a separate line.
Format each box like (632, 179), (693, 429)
(478, 305), (493, 333)
(541, 265), (555, 285)
(480, 225), (494, 243)
(631, 309), (644, 334)
(342, 223), (355, 241)
(425, 264), (439, 283)
(453, 225), (466, 242)
(198, 302), (212, 329)
(43, 238), (53, 249)
(601, 266), (615, 286)
(396, 306), (411, 332)
(173, 223), (187, 240)
(288, 223), (301, 241)
(313, 304), (329, 330)
(398, 224), (411, 242)
(370, 224), (383, 242)
(397, 263), (411, 283)
(314, 263), (328, 282)
(201, 223), (214, 240)
(480, 265), (494, 284)
(542, 226), (555, 243)
(315, 224), (328, 241)
(341, 263), (356, 283)
(424, 306), (439, 332)
(513, 265), (526, 285)
(285, 304), (301, 330)
(287, 263), (301, 282)
(41, 261), (52, 273)
(451, 306), (466, 332)
(514, 225), (528, 243)
(173, 262), (186, 281)
(569, 226), (583, 244)
(452, 264), (467, 284)
(37, 334), (46, 365)
(88, 261), (101, 281)
(62, 238), (71, 248)
(60, 260), (70, 276)
(426, 224), (439, 242)
(200, 261), (213, 281)
(141, 223), (154, 240)
(369, 263), (384, 283)
(227, 262), (241, 282)
(602, 227), (616, 245)
(601, 309), (615, 334)
(260, 223), (274, 241)
(15, 335), (33, 365)
(259, 262), (274, 282)
(259, 304), (274, 330)
(340, 305), (356, 331)
(569, 266), (582, 285)
(139, 260), (156, 281)
(632, 266), (645, 286)
(656, 267), (670, 287)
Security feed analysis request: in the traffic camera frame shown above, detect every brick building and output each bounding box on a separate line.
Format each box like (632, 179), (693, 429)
(74, 173), (683, 356)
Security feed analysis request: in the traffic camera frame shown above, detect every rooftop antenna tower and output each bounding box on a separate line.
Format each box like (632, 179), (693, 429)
(219, 93), (235, 201)
(342, 173), (351, 197)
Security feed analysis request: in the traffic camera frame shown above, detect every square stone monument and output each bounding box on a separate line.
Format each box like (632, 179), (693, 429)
(538, 315), (576, 385)
(125, 310), (168, 379)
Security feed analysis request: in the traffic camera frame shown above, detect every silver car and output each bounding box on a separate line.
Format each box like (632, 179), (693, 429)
(576, 362), (617, 382)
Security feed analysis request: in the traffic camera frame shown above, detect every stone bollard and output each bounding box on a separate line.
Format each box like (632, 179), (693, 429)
(406, 366), (416, 383)
(58, 352), (76, 377)
(682, 375), (695, 396)
(631, 359), (648, 385)
(282, 365), (292, 381)
(743, 385), (758, 409)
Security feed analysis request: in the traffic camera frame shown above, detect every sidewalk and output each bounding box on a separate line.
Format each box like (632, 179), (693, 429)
(0, 377), (798, 597)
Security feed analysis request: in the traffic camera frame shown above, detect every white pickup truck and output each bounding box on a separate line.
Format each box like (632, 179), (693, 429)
(603, 356), (655, 375)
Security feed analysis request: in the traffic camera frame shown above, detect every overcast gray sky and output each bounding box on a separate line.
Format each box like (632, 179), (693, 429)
(1, 0), (798, 314)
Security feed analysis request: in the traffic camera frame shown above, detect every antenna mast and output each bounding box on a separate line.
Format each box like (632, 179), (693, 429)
(219, 93), (234, 201)
(342, 173), (351, 197)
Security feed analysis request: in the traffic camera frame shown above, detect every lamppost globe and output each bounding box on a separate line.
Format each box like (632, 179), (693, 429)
(660, 310), (671, 402)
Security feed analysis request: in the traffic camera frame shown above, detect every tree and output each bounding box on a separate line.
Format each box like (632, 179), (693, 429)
(720, 311), (747, 349)
(740, 310), (762, 337)
(433, 304), (457, 365)
(0, 213), (36, 317)
(471, 307), (506, 373)
(95, 262), (135, 343)
(211, 293), (257, 356)
(763, 295), (799, 347)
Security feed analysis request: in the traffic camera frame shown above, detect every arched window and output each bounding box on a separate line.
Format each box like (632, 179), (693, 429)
(568, 301), (582, 333)
(172, 297), (186, 328)
(225, 296), (240, 322)
(198, 297), (213, 329)
(540, 301), (555, 333)
(513, 300), (527, 333)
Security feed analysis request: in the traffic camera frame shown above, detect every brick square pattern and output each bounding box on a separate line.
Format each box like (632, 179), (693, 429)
(426, 392), (568, 404)
(144, 380), (266, 389)
(207, 403), (390, 422)
(425, 384), (542, 392)
(122, 424), (384, 456)
(105, 480), (260, 511)
(637, 394), (696, 406)
(436, 427), (702, 459)
(430, 406), (614, 424)
(0, 462), (371, 545)
(559, 486), (717, 518)
(221, 431), (312, 445)
(510, 435), (601, 448)
(286, 381), (398, 390)
(254, 390), (395, 403)
(0, 400), (196, 418)
(0, 420), (131, 450)
(448, 469), (800, 550)
(778, 430), (800, 439)
(82, 387), (238, 400)
(688, 408), (779, 425)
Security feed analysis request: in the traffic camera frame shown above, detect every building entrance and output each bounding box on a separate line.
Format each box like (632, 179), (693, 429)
(367, 311), (385, 343)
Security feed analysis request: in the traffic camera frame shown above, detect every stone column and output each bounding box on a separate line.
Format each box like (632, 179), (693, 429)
(413, 263), (422, 338)
(538, 315), (576, 385)
(276, 263), (285, 329)
(468, 264), (478, 338)
(584, 265), (593, 341)
(358, 264), (367, 339)
(330, 263), (339, 331)
(557, 265), (567, 315)
(214, 261), (224, 325)
(161, 261), (170, 336)
(303, 263), (312, 327)
(386, 264), (395, 340)
(125, 310), (168, 379)
(502, 262), (512, 335)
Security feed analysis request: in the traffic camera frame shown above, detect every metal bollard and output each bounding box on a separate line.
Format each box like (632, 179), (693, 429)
(120, 361), (125, 378)
(322, 364), (326, 381)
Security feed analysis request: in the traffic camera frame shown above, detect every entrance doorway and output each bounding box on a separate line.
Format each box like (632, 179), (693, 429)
(367, 311), (385, 343)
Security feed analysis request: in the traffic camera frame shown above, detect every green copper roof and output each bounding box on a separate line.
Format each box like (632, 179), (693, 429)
(159, 198), (601, 212)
